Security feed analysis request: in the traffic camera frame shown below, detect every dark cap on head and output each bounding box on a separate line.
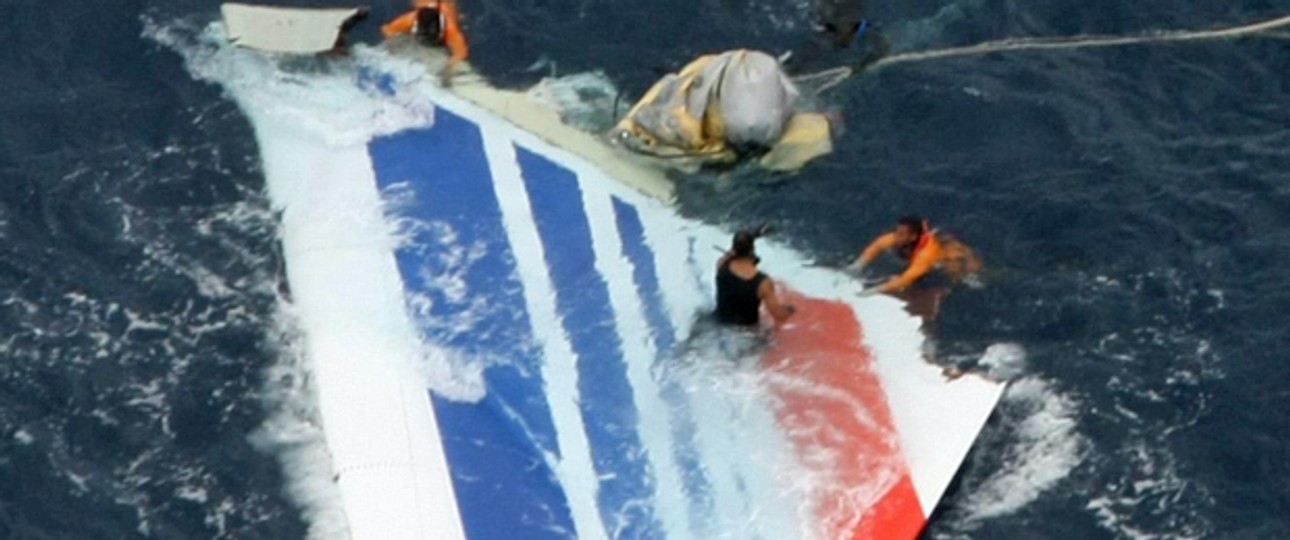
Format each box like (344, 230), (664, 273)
(415, 6), (444, 44)
(731, 231), (756, 257)
(898, 215), (925, 236)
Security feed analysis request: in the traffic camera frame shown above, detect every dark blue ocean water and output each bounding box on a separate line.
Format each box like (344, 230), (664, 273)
(3, 0), (1289, 537)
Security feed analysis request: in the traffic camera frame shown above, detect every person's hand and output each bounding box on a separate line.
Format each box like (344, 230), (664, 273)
(941, 364), (965, 380)
(438, 69), (454, 88)
(857, 287), (881, 298)
(845, 260), (867, 276)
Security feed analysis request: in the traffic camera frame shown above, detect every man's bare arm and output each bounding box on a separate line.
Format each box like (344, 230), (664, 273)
(760, 279), (796, 322)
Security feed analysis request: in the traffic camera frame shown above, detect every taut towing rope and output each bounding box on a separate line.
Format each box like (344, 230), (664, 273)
(843, 12), (1290, 77)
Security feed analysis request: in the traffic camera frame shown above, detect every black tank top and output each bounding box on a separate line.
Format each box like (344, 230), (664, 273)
(716, 260), (766, 326)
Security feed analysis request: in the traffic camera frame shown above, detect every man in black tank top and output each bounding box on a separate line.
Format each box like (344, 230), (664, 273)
(715, 229), (796, 326)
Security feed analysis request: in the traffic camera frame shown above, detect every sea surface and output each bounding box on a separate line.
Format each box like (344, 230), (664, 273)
(2, 0), (1289, 538)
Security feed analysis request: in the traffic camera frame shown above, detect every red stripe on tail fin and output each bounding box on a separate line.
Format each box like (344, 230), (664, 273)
(762, 288), (927, 539)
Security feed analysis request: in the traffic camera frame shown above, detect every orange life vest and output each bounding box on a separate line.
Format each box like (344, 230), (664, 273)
(381, 1), (468, 63)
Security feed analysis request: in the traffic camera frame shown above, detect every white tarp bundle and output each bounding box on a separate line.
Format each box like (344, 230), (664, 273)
(689, 50), (798, 147)
(612, 49), (832, 171)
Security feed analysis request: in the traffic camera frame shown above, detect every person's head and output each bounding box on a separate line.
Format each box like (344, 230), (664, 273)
(414, 7), (444, 44)
(894, 215), (925, 247)
(731, 231), (757, 259)
(820, 20), (862, 49)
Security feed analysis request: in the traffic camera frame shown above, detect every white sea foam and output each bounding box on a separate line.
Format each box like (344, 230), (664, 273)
(1085, 436), (1213, 540)
(382, 199), (490, 403)
(526, 71), (622, 132)
(664, 351), (808, 540)
(956, 377), (1087, 521)
(977, 342), (1028, 381)
(143, 17), (437, 147)
(248, 302), (351, 540)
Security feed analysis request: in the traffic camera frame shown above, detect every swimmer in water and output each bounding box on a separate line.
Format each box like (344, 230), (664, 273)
(852, 215), (981, 301)
(381, 0), (468, 86)
(852, 215), (981, 377)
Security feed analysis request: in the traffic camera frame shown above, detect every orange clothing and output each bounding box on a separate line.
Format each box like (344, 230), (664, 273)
(935, 233), (982, 280)
(381, 0), (468, 66)
(858, 232), (944, 293)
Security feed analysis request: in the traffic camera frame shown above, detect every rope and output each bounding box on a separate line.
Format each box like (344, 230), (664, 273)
(861, 12), (1290, 73)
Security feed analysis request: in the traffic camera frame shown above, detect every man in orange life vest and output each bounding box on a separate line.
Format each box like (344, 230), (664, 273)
(381, 0), (469, 86)
(851, 215), (980, 318)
